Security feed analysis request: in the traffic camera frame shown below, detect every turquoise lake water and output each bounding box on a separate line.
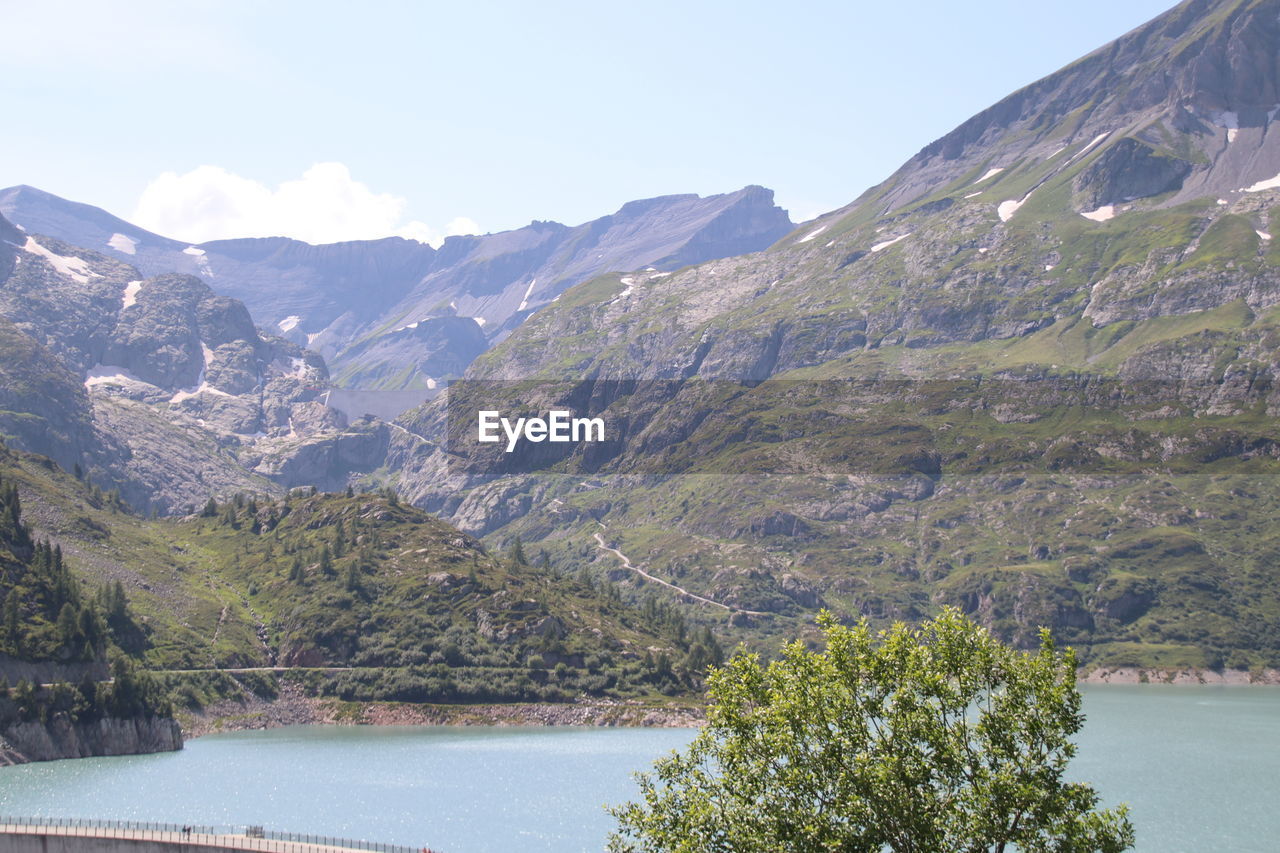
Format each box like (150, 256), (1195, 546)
(0, 686), (1276, 852)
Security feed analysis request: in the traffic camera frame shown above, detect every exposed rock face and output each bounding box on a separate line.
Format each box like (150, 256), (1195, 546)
(1072, 138), (1193, 210)
(0, 317), (96, 472)
(0, 185), (440, 339)
(333, 315), (488, 388)
(0, 716), (182, 765)
(250, 415), (391, 491)
(0, 222), (390, 512)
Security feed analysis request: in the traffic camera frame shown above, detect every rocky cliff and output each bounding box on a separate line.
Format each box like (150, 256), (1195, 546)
(0, 214), (386, 512)
(0, 715), (182, 766)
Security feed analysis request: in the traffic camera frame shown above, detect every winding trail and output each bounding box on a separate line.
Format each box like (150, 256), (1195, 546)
(592, 525), (770, 617)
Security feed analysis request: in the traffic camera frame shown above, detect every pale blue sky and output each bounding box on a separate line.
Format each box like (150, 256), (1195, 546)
(0, 0), (1177, 244)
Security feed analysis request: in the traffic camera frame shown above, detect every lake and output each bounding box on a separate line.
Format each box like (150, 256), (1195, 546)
(0, 686), (1276, 852)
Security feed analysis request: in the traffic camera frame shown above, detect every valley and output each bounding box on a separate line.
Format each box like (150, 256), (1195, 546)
(3, 0), (1280, 772)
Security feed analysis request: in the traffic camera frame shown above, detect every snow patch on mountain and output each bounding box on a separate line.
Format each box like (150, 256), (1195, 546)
(1213, 111), (1239, 143)
(1065, 132), (1111, 166)
(107, 233), (138, 255)
(121, 280), (143, 309)
(1081, 205), (1117, 222)
(870, 234), (910, 253)
(997, 197), (1028, 222)
(798, 225), (827, 243)
(22, 237), (95, 283)
(518, 278), (537, 312)
(84, 364), (148, 387)
(1243, 171), (1280, 193)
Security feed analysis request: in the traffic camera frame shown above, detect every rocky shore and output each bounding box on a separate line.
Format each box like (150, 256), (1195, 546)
(1080, 666), (1280, 686)
(179, 682), (705, 740)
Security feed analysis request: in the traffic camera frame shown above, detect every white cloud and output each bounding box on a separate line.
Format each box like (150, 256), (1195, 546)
(131, 163), (478, 247)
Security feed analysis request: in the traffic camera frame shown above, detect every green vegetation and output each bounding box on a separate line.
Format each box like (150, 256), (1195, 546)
(0, 657), (172, 730)
(609, 609), (1133, 853)
(0, 469), (143, 663)
(0, 440), (721, 711)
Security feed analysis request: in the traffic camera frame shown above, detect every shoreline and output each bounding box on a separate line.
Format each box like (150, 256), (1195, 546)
(1078, 666), (1280, 686)
(177, 666), (1280, 741)
(178, 683), (706, 740)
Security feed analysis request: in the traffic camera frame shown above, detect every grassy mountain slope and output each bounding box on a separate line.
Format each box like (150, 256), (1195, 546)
(0, 441), (715, 706)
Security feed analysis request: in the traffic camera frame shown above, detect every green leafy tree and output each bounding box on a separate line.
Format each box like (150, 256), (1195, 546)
(609, 608), (1134, 853)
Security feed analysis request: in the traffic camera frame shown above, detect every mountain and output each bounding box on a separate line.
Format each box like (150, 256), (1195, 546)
(1, 185), (793, 412)
(322, 186), (793, 394)
(0, 213), (387, 513)
(386, 0), (1280, 671)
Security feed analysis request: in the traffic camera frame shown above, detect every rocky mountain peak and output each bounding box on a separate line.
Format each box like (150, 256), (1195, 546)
(859, 0), (1280, 217)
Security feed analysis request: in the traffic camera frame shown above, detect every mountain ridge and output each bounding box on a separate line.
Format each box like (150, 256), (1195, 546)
(1, 184), (794, 401)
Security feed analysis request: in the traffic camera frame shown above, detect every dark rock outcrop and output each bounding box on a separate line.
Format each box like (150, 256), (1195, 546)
(1073, 138), (1193, 209)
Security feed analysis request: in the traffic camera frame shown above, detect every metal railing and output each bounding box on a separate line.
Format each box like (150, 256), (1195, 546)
(0, 816), (431, 853)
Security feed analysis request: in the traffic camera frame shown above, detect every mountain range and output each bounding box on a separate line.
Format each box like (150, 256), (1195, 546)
(0, 184), (793, 410)
(4, 0), (1280, 688)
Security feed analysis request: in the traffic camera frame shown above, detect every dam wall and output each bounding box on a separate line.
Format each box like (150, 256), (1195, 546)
(0, 822), (421, 853)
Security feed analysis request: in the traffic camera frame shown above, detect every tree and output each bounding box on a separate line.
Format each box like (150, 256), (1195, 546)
(56, 601), (79, 650)
(509, 535), (527, 566)
(332, 520), (346, 557)
(608, 608), (1134, 853)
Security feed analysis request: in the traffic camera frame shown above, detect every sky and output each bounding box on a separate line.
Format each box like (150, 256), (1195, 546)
(0, 0), (1178, 246)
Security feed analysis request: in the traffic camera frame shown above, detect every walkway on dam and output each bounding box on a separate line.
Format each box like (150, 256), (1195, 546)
(0, 819), (434, 853)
